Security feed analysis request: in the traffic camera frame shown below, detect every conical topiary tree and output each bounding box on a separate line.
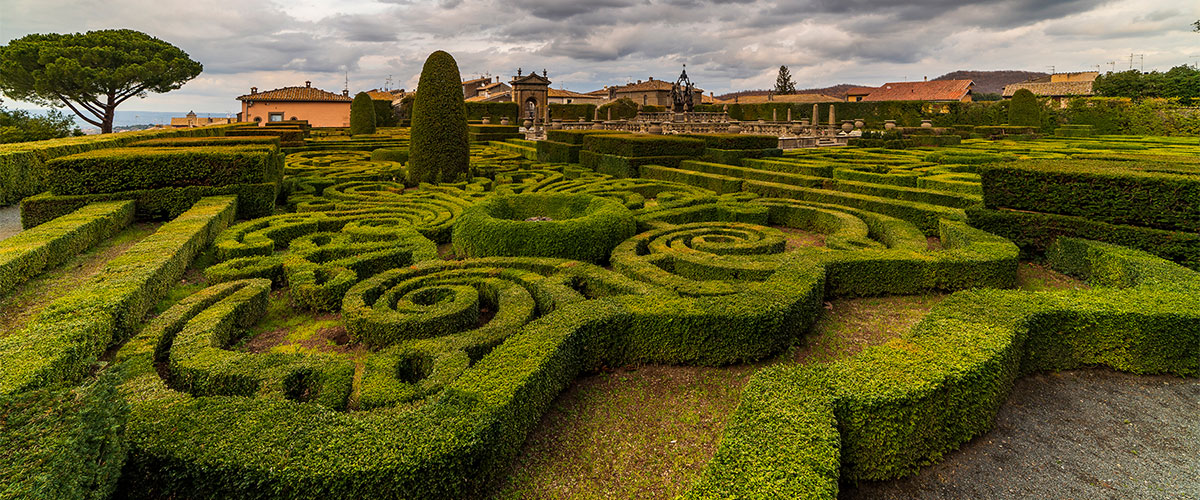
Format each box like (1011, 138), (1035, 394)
(409, 50), (469, 185)
(350, 91), (377, 135)
(1008, 88), (1041, 127)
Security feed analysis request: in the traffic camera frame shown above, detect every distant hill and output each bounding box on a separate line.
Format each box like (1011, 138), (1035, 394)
(932, 70), (1047, 95)
(717, 71), (1048, 101)
(717, 84), (864, 101)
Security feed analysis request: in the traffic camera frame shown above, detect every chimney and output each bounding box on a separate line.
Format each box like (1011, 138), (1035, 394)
(305, 81), (311, 87)
(923, 76), (927, 81)
(342, 89), (349, 97)
(637, 80), (642, 84)
(250, 87), (257, 94)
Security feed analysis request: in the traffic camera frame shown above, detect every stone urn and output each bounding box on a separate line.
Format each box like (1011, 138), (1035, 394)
(790, 123), (803, 135)
(800, 119), (810, 127)
(921, 119), (933, 128)
(591, 120), (604, 130)
(648, 122), (663, 135)
(523, 119), (533, 129)
(884, 120), (896, 130)
(728, 121), (743, 134)
(841, 121), (854, 133)
(551, 119), (563, 130)
(501, 117), (510, 126)
(854, 119), (865, 129)
(481, 116), (491, 125)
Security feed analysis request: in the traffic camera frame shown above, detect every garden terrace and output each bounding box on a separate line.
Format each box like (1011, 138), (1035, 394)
(0, 127), (1196, 499)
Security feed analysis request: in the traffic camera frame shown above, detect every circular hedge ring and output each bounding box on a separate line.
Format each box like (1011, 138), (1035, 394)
(452, 193), (635, 263)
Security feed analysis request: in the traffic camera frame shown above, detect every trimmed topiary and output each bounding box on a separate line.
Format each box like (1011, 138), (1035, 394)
(451, 193), (636, 263)
(350, 92), (377, 136)
(1007, 88), (1041, 127)
(409, 51), (469, 185)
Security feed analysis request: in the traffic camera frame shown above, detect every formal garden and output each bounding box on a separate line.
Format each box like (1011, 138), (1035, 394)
(1, 50), (1198, 499)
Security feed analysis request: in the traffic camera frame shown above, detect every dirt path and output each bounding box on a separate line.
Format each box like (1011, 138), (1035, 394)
(0, 204), (21, 241)
(841, 369), (1200, 499)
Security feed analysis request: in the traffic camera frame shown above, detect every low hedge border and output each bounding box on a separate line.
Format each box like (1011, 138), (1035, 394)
(534, 140), (581, 164)
(581, 133), (706, 157)
(981, 159), (1200, 232)
(0, 200), (134, 297)
(743, 180), (966, 235)
(966, 206), (1200, 270)
(0, 196), (237, 395)
(20, 182), (277, 229)
(579, 150), (690, 178)
(678, 133), (779, 150)
(45, 146), (281, 196)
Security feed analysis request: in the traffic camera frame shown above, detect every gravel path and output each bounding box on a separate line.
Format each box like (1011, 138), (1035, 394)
(0, 205), (21, 241)
(841, 369), (1200, 500)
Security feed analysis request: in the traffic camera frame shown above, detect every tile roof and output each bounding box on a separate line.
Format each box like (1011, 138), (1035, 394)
(547, 88), (597, 99)
(365, 91), (396, 100)
(846, 87), (876, 96)
(462, 77), (490, 87)
(611, 79), (705, 94)
(1002, 80), (1094, 97)
(237, 86), (351, 102)
(466, 91), (512, 103)
(480, 82), (508, 91)
(858, 80), (973, 102)
(730, 93), (841, 104)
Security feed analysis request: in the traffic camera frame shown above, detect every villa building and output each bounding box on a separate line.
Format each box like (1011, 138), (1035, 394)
(1002, 71), (1098, 107)
(236, 81), (352, 127)
(846, 80), (975, 103)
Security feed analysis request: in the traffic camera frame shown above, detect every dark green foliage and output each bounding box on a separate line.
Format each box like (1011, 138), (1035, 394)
(774, 65), (797, 95)
(1094, 66), (1200, 99)
(596, 98), (639, 120)
(545, 129), (624, 144)
(0, 29), (202, 133)
(535, 140), (581, 163)
(641, 165), (744, 194)
(582, 134), (705, 157)
(0, 371), (128, 500)
(372, 99), (398, 127)
(1007, 89), (1042, 127)
(452, 193), (636, 263)
(465, 102), (519, 123)
(679, 133), (778, 150)
(0, 200), (133, 296)
(223, 127), (305, 146)
(45, 146), (280, 196)
(981, 160), (1200, 232)
(409, 51), (470, 184)
(468, 124), (522, 143)
(350, 92), (377, 135)
(0, 106), (80, 144)
(548, 104), (597, 121)
(701, 148), (783, 165)
(579, 150), (690, 178)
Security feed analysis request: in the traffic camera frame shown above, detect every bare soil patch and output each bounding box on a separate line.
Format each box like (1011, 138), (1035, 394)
(794, 294), (947, 365)
(775, 225), (827, 250)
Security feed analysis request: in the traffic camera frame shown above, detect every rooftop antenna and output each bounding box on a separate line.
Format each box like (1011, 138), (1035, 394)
(1046, 65), (1055, 74)
(384, 74), (393, 91)
(344, 71), (349, 94)
(1106, 61), (1117, 72)
(1138, 54), (1145, 72)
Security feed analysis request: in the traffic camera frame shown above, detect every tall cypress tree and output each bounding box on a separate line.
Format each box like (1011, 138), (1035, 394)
(1008, 88), (1041, 127)
(409, 51), (469, 185)
(774, 65), (797, 95)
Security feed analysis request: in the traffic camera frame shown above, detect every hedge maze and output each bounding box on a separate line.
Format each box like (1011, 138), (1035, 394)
(0, 124), (1197, 499)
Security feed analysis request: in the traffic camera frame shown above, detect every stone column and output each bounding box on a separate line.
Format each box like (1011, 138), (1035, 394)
(772, 108), (777, 122)
(812, 104), (819, 132)
(828, 105), (836, 133)
(787, 108), (792, 122)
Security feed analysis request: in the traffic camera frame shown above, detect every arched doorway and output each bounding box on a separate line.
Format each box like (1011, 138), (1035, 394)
(525, 97), (538, 120)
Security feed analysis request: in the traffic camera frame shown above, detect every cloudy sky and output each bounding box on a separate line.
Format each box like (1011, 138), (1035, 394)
(3, 0), (1198, 114)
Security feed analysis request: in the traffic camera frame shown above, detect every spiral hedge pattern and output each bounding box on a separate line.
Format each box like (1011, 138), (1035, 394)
(6, 133), (1196, 500)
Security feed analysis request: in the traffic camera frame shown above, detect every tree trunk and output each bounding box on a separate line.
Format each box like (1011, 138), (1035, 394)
(102, 93), (116, 134)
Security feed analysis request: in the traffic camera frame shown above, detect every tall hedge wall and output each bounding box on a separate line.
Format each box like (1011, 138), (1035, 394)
(548, 104), (597, 121)
(465, 102), (519, 123)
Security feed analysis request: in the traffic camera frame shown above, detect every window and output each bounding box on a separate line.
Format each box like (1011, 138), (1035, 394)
(268, 112), (284, 122)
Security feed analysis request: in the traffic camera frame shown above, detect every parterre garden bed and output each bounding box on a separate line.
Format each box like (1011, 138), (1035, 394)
(0, 127), (1197, 499)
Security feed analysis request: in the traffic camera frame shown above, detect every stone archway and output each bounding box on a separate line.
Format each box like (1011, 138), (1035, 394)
(525, 97), (538, 120)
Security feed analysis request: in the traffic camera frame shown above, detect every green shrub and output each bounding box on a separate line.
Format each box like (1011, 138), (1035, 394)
(581, 134), (705, 157)
(579, 150), (690, 178)
(20, 182), (276, 229)
(130, 136), (281, 148)
(535, 140), (580, 163)
(679, 134), (778, 150)
(0, 200), (133, 296)
(1007, 89), (1042, 127)
(640, 165), (744, 194)
(45, 146), (280, 196)
(350, 92), (377, 135)
(370, 147), (408, 163)
(465, 102), (519, 123)
(545, 129), (624, 144)
(452, 193), (636, 263)
(0, 371), (128, 500)
(548, 103), (596, 121)
(373, 99), (398, 127)
(409, 51), (470, 184)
